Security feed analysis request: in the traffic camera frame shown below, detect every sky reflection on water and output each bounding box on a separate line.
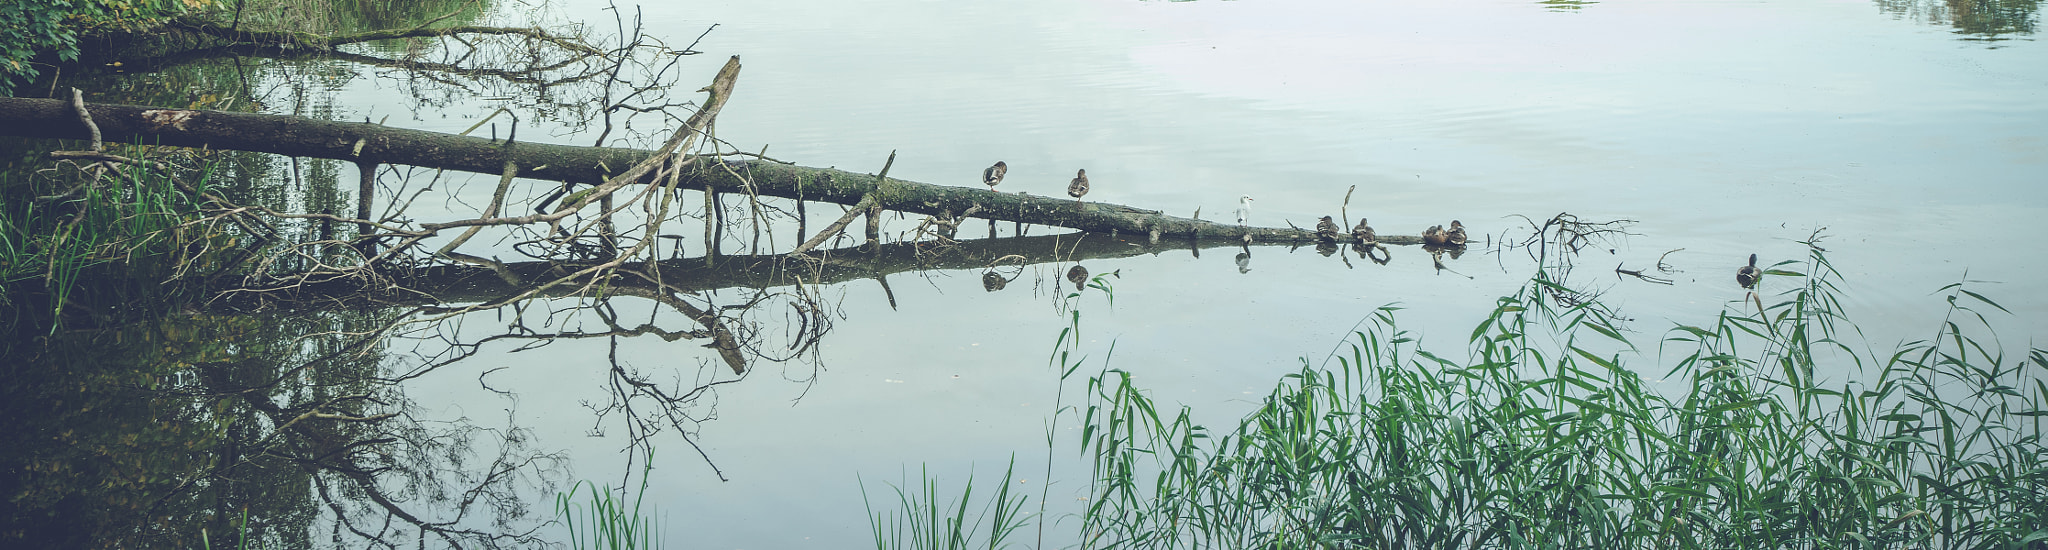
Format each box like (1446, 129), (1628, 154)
(46, 0), (2025, 546)
(370, 0), (2044, 546)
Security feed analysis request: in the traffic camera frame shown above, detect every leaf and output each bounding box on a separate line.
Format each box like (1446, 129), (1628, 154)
(1957, 288), (2012, 315)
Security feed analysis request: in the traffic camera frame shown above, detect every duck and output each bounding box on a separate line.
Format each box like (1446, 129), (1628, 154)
(1423, 225), (1448, 246)
(1351, 218), (1375, 244)
(1067, 169), (1089, 202)
(1315, 216), (1340, 242)
(983, 161), (1006, 191)
(1737, 254), (1761, 289)
(1067, 264), (1090, 290)
(1446, 220), (1468, 246)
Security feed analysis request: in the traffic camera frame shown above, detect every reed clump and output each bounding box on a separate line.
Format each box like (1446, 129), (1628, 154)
(1, 151), (236, 328)
(862, 461), (1030, 550)
(872, 238), (2047, 549)
(556, 447), (666, 550)
(1071, 238), (2045, 548)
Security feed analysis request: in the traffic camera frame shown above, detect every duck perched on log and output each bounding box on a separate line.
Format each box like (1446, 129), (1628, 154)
(983, 161), (1006, 191)
(1316, 216), (1340, 242)
(1446, 220), (1468, 246)
(1068, 169), (1089, 202)
(1351, 218), (1375, 244)
(1423, 225), (1448, 246)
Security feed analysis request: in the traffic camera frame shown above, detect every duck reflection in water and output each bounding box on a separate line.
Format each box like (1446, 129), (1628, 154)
(1067, 264), (1089, 291)
(1353, 242), (1390, 265)
(1315, 241), (1339, 257)
(982, 270), (1007, 292)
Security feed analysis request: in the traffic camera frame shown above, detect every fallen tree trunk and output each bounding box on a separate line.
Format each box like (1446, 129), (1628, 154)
(0, 96), (1420, 245)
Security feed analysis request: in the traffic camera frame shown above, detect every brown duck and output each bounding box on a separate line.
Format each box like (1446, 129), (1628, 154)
(1068, 169), (1089, 202)
(1351, 218), (1375, 244)
(1737, 254), (1761, 289)
(1315, 216), (1340, 242)
(1446, 220), (1468, 246)
(1067, 264), (1089, 290)
(1423, 225), (1448, 246)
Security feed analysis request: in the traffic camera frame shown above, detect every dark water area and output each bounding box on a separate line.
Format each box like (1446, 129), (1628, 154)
(3, 0), (2045, 547)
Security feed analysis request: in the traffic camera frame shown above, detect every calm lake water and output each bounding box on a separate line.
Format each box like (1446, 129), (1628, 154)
(9, 0), (2046, 546)
(498, 0), (2043, 545)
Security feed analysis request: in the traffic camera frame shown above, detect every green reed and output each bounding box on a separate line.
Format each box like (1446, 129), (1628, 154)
(862, 460), (1031, 550)
(557, 449), (665, 550)
(1067, 238), (2044, 549)
(0, 152), (228, 326)
(870, 237), (2045, 549)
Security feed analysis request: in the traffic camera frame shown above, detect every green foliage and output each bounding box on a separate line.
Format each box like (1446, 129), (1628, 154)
(1060, 240), (2048, 548)
(0, 0), (206, 95)
(880, 237), (2045, 549)
(557, 448), (665, 550)
(0, 149), (235, 329)
(0, 0), (80, 96)
(863, 461), (1030, 550)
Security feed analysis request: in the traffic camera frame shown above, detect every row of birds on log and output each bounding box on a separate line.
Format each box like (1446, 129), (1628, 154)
(986, 161), (1763, 289)
(986, 161), (1466, 246)
(983, 161), (1089, 201)
(1313, 216), (1467, 247)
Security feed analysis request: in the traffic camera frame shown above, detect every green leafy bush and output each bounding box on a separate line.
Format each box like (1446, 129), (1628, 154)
(0, 0), (206, 95)
(0, 0), (79, 95)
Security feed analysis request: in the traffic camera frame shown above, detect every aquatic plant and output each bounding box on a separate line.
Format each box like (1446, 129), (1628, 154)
(866, 237), (2048, 549)
(1068, 238), (2045, 548)
(0, 148), (235, 329)
(557, 449), (666, 550)
(863, 461), (1030, 550)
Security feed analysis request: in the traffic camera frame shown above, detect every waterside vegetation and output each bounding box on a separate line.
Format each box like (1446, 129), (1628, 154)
(869, 237), (2048, 549)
